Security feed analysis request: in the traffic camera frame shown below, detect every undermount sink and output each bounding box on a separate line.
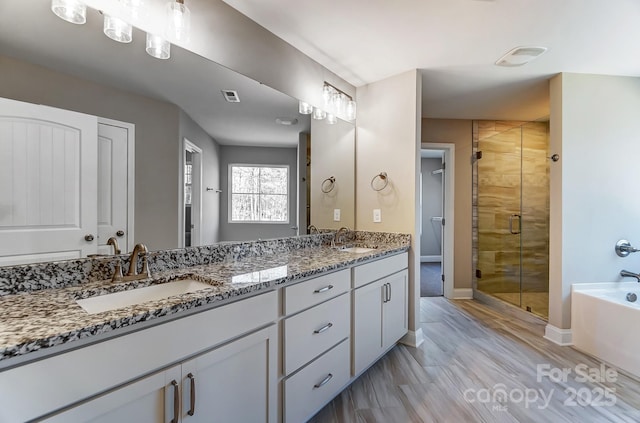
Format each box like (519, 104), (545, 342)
(76, 279), (213, 315)
(338, 247), (377, 254)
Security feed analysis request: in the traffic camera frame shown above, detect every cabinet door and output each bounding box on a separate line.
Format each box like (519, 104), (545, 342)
(181, 325), (277, 423)
(383, 270), (409, 349)
(44, 366), (181, 423)
(352, 279), (384, 376)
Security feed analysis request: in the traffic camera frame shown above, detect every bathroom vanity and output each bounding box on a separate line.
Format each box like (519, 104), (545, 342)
(0, 233), (409, 422)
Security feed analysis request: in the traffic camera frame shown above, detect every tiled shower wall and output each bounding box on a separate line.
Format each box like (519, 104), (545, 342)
(472, 121), (550, 295)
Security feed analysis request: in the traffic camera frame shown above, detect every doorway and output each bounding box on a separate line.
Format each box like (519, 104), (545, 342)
(420, 143), (455, 299)
(183, 139), (202, 247)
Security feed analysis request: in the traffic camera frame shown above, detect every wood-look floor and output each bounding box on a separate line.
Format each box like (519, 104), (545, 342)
(308, 298), (640, 423)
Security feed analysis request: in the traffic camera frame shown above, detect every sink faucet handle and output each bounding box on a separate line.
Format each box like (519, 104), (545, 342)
(112, 261), (123, 282)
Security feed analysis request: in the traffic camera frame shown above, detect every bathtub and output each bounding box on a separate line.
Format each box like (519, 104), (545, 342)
(572, 282), (640, 378)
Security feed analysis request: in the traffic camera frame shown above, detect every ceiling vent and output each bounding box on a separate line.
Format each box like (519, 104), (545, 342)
(495, 46), (547, 67)
(221, 90), (240, 102)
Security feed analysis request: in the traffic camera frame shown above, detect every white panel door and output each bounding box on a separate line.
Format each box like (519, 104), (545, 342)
(0, 97), (98, 265)
(97, 122), (130, 255)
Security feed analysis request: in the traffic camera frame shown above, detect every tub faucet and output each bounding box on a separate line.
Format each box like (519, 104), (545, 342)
(620, 270), (640, 282)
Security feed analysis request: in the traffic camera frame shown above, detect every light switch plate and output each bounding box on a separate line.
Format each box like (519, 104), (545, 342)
(373, 209), (382, 223)
(333, 209), (341, 222)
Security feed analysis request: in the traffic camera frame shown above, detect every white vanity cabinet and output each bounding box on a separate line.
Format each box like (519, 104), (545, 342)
(46, 325), (277, 423)
(352, 253), (408, 376)
(0, 291), (278, 423)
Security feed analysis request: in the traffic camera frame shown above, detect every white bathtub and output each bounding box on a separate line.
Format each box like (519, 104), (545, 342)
(572, 282), (640, 378)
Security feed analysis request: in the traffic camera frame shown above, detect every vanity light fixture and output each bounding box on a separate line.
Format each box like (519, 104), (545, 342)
(104, 14), (133, 43)
(312, 107), (327, 120)
(122, 0), (144, 19)
(322, 82), (356, 121)
(146, 33), (171, 59)
(51, 0), (86, 24)
(298, 101), (313, 115)
(326, 113), (337, 125)
(166, 0), (191, 42)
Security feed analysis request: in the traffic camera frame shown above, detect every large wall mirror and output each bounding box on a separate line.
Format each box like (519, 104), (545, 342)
(0, 0), (355, 266)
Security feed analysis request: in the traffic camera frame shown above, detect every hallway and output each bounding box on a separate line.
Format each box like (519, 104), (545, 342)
(309, 298), (640, 422)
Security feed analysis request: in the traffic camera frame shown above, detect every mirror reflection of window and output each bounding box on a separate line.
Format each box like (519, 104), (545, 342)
(230, 165), (289, 223)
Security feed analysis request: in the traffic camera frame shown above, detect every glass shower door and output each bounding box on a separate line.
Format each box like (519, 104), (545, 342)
(476, 126), (523, 308)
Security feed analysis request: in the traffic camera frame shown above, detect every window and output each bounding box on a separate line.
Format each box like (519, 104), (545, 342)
(229, 165), (289, 223)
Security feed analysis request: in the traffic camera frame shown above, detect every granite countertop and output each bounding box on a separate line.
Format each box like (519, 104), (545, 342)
(0, 243), (408, 365)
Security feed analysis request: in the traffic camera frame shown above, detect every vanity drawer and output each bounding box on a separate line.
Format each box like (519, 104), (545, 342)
(283, 292), (349, 374)
(352, 252), (408, 288)
(283, 269), (350, 315)
(284, 339), (350, 423)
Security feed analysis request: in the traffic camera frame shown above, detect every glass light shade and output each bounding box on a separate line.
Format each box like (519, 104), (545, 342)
(298, 101), (313, 115)
(332, 92), (345, 116)
(51, 0), (86, 24)
(312, 107), (327, 120)
(322, 84), (333, 108)
(166, 0), (191, 42)
(146, 33), (171, 59)
(122, 0), (145, 19)
(326, 114), (337, 125)
(345, 100), (357, 121)
(104, 15), (133, 43)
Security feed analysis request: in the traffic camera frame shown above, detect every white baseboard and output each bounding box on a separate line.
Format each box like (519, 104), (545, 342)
(400, 328), (424, 348)
(544, 324), (573, 346)
(453, 288), (473, 299)
(420, 255), (442, 263)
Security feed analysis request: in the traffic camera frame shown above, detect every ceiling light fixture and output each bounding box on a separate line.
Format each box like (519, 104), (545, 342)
(166, 0), (191, 42)
(495, 46), (548, 67)
(104, 14), (133, 43)
(51, 0), (86, 24)
(146, 33), (171, 59)
(276, 117), (299, 126)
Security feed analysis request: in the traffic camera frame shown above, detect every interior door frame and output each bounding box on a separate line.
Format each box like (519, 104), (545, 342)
(420, 143), (455, 299)
(181, 138), (202, 247)
(97, 117), (135, 253)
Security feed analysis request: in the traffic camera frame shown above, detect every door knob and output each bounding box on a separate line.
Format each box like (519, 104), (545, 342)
(116, 230), (125, 237)
(84, 234), (95, 242)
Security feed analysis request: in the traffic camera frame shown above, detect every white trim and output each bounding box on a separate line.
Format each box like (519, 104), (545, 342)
(420, 143), (455, 300)
(97, 117), (135, 253)
(183, 139), (203, 247)
(400, 328), (424, 348)
(420, 255), (441, 263)
(544, 324), (573, 346)
(453, 288), (474, 299)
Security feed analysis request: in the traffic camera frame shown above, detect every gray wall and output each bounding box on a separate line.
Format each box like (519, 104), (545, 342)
(179, 111), (221, 245)
(219, 146), (298, 241)
(421, 158), (443, 257)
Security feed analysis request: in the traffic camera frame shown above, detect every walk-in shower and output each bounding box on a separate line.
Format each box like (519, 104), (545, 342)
(472, 121), (550, 319)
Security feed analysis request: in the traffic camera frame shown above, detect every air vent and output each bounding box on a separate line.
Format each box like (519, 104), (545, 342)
(495, 46), (547, 67)
(221, 90), (240, 103)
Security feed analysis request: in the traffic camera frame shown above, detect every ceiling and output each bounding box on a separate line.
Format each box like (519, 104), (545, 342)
(222, 0), (640, 121)
(0, 0), (309, 147)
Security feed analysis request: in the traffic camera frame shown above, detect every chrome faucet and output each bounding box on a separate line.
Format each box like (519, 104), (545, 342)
(107, 237), (121, 255)
(112, 243), (151, 282)
(620, 270), (640, 282)
(332, 227), (351, 248)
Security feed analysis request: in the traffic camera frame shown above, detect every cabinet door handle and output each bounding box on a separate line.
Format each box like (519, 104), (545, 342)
(170, 380), (179, 423)
(314, 285), (334, 294)
(313, 322), (333, 334)
(387, 283), (392, 302)
(187, 373), (196, 416)
(313, 373), (333, 389)
(382, 284), (387, 303)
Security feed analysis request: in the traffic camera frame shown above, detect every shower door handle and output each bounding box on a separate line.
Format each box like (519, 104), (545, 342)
(509, 214), (521, 234)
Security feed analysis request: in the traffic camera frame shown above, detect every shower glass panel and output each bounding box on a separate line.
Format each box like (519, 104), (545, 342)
(475, 121), (549, 319)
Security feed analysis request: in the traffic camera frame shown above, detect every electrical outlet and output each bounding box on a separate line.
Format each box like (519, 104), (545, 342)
(373, 209), (382, 223)
(333, 209), (341, 222)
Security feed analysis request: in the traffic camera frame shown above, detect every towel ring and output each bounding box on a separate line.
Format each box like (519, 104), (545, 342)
(370, 172), (389, 191)
(321, 176), (336, 193)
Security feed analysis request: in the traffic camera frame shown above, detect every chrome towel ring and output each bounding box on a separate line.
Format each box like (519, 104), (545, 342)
(321, 176), (336, 193)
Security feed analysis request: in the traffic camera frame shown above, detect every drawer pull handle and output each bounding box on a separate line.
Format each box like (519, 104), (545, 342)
(314, 285), (334, 294)
(187, 372), (196, 416)
(170, 380), (179, 423)
(314, 373), (333, 389)
(313, 322), (333, 334)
